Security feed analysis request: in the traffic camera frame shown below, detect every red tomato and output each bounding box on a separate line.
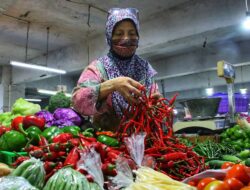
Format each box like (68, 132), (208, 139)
(224, 177), (244, 190)
(240, 187), (250, 190)
(221, 162), (235, 169)
(197, 177), (216, 190)
(204, 180), (230, 190)
(226, 164), (250, 185)
(188, 180), (197, 186)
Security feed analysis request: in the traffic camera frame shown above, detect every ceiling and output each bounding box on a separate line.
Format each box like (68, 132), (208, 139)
(0, 0), (190, 65)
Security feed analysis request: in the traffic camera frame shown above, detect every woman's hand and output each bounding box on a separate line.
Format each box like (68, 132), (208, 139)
(99, 76), (143, 104)
(112, 77), (143, 104)
(151, 92), (163, 100)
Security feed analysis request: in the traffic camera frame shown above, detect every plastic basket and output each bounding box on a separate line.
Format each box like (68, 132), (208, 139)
(212, 93), (249, 114)
(0, 151), (28, 165)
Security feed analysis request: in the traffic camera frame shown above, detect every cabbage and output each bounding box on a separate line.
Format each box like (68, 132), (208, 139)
(52, 108), (82, 128)
(35, 110), (54, 127)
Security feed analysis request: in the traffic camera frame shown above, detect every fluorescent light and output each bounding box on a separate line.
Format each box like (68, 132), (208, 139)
(173, 109), (178, 115)
(242, 11), (250, 30)
(206, 87), (214, 96)
(240, 88), (248, 95)
(10, 61), (66, 74)
(243, 17), (250, 30)
(25, 98), (42, 102)
(38, 89), (71, 97)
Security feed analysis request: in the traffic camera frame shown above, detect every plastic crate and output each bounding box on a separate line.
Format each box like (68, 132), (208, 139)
(212, 93), (249, 114)
(0, 151), (28, 165)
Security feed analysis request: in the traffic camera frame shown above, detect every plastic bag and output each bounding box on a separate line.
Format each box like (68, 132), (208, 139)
(111, 133), (195, 190)
(182, 168), (230, 184)
(109, 156), (134, 189)
(0, 176), (38, 190)
(124, 132), (146, 167)
(77, 147), (104, 190)
(109, 133), (148, 189)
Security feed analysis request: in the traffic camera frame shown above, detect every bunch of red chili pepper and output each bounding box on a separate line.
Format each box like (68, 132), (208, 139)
(117, 86), (177, 145)
(17, 132), (128, 182)
(117, 86), (206, 180)
(145, 136), (207, 181)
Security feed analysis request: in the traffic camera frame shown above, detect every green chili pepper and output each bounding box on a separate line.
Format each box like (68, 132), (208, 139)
(62, 126), (80, 136)
(0, 130), (27, 151)
(25, 126), (42, 145)
(84, 128), (95, 133)
(97, 135), (119, 147)
(41, 126), (63, 142)
(82, 131), (94, 137)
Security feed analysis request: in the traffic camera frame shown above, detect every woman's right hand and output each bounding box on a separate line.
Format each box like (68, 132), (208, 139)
(111, 76), (143, 104)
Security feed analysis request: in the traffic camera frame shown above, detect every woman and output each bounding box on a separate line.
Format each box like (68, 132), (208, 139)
(72, 8), (161, 131)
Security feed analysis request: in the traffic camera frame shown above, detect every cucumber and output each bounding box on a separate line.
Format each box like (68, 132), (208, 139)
(207, 160), (228, 169)
(89, 183), (102, 190)
(245, 158), (250, 167)
(221, 155), (242, 163)
(11, 158), (45, 189)
(43, 167), (90, 190)
(11, 159), (34, 176)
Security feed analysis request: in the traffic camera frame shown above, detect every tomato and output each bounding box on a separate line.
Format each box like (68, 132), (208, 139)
(197, 177), (216, 190)
(221, 162), (235, 169)
(188, 180), (197, 186)
(240, 187), (250, 190)
(224, 177), (244, 190)
(226, 164), (250, 185)
(204, 180), (230, 190)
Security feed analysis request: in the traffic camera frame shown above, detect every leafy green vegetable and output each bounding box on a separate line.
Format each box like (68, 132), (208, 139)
(193, 140), (237, 160)
(48, 92), (71, 113)
(12, 98), (41, 116)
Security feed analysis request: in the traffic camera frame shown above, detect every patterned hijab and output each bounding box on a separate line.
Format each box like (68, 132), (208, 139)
(99, 8), (157, 116)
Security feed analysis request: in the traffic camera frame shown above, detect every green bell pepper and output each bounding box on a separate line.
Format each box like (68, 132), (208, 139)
(97, 135), (119, 147)
(62, 126), (80, 136)
(41, 126), (62, 142)
(26, 126), (42, 145)
(0, 130), (27, 151)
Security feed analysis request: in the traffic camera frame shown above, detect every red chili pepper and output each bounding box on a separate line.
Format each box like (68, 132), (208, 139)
(11, 116), (27, 134)
(42, 151), (66, 161)
(96, 131), (116, 137)
(39, 135), (49, 146)
(76, 168), (88, 175)
(11, 156), (30, 168)
(159, 152), (187, 162)
(106, 151), (121, 164)
(47, 143), (66, 152)
(0, 126), (11, 136)
(23, 115), (45, 130)
(45, 162), (63, 181)
(29, 148), (44, 158)
(63, 147), (80, 168)
(67, 138), (80, 147)
(102, 163), (117, 176)
(43, 161), (57, 173)
(52, 133), (73, 143)
(24, 144), (41, 152)
(78, 134), (97, 142)
(86, 174), (94, 182)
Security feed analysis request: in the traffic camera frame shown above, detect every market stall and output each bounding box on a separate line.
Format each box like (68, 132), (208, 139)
(1, 84), (250, 190)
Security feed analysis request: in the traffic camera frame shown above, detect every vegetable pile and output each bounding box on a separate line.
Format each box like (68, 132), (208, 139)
(117, 87), (206, 180)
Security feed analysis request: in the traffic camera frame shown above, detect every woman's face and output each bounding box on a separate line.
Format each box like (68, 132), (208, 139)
(112, 20), (138, 40)
(111, 20), (139, 58)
